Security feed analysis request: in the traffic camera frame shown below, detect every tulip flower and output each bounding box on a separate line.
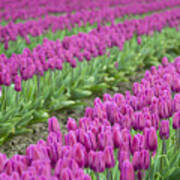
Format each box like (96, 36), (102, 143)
(120, 160), (135, 180)
(160, 120), (170, 140)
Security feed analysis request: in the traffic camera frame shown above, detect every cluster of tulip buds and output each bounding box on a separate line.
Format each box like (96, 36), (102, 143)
(1, 0), (180, 49)
(0, 57), (179, 179)
(0, 7), (180, 93)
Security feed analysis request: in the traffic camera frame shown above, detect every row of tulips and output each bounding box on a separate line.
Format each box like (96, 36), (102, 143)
(0, 0), (159, 23)
(0, 25), (179, 145)
(0, 57), (179, 180)
(1, 0), (180, 50)
(0, 5), (180, 144)
(0, 0), (121, 23)
(0, 7), (180, 91)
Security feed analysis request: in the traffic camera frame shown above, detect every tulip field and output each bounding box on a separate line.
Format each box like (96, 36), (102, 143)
(0, 0), (180, 179)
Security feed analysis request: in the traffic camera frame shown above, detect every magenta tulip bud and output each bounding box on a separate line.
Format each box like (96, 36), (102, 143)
(14, 75), (22, 92)
(120, 160), (135, 180)
(85, 107), (94, 119)
(94, 151), (105, 173)
(118, 150), (130, 170)
(74, 168), (85, 178)
(113, 93), (125, 106)
(131, 135), (140, 154)
(160, 120), (170, 139)
(0, 173), (9, 179)
(64, 131), (77, 146)
(47, 131), (62, 145)
(132, 151), (141, 171)
(103, 93), (112, 102)
(83, 174), (92, 180)
(113, 128), (123, 148)
(31, 160), (51, 177)
(3, 160), (13, 176)
(162, 57), (169, 66)
(26, 145), (43, 162)
(88, 151), (96, 170)
(151, 113), (160, 130)
(104, 146), (115, 168)
(60, 168), (74, 180)
(114, 61), (119, 69)
(87, 131), (97, 151)
(121, 128), (131, 145)
(139, 149), (150, 170)
(137, 36), (142, 45)
(0, 153), (7, 172)
(145, 127), (158, 152)
(134, 112), (145, 131)
(172, 76), (180, 92)
(158, 99), (172, 119)
(173, 112), (180, 129)
(11, 172), (20, 180)
(173, 94), (180, 112)
(48, 116), (60, 133)
(66, 118), (77, 131)
(73, 143), (86, 168)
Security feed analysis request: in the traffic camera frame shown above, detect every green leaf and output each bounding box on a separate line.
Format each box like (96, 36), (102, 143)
(70, 89), (92, 99)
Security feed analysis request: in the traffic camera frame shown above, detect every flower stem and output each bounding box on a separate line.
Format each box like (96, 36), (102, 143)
(95, 172), (99, 180)
(160, 139), (166, 178)
(106, 169), (113, 180)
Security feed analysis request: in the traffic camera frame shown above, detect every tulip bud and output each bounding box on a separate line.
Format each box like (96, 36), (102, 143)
(162, 57), (169, 66)
(66, 118), (77, 131)
(173, 111), (180, 129)
(120, 160), (135, 180)
(132, 151), (141, 171)
(94, 151), (105, 173)
(64, 131), (77, 146)
(173, 94), (180, 112)
(160, 120), (170, 139)
(145, 127), (158, 152)
(113, 128), (123, 148)
(11, 172), (20, 180)
(103, 93), (112, 102)
(134, 112), (145, 131)
(151, 113), (160, 130)
(3, 160), (13, 176)
(48, 116), (60, 133)
(0, 153), (7, 172)
(114, 61), (119, 69)
(83, 174), (92, 180)
(131, 135), (140, 154)
(14, 75), (22, 92)
(60, 168), (74, 180)
(73, 143), (86, 168)
(137, 36), (142, 45)
(104, 146), (115, 168)
(118, 150), (130, 170)
(139, 149), (150, 170)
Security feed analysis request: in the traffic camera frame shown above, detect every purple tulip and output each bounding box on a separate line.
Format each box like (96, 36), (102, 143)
(48, 116), (61, 133)
(160, 120), (170, 139)
(120, 160), (135, 180)
(67, 118), (77, 131)
(104, 146), (115, 168)
(145, 127), (158, 152)
(173, 111), (180, 129)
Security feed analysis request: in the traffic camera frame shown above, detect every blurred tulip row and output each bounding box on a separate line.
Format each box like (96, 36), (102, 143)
(0, 0), (159, 23)
(1, 0), (180, 51)
(0, 57), (179, 179)
(1, 7), (180, 91)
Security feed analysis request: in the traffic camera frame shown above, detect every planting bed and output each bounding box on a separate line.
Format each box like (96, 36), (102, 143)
(0, 0), (180, 180)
